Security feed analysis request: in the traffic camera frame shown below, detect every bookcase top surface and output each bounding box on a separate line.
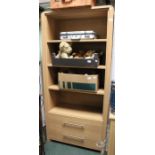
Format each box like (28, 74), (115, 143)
(43, 5), (114, 19)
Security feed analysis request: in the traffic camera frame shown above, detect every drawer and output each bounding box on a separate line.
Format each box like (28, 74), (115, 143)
(47, 113), (103, 150)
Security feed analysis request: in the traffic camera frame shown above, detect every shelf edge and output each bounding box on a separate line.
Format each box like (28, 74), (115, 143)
(48, 85), (104, 95)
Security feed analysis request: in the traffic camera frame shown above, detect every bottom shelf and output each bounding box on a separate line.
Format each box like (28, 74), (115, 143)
(48, 104), (103, 122)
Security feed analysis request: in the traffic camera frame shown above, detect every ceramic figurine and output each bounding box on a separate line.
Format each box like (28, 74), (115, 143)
(56, 41), (73, 59)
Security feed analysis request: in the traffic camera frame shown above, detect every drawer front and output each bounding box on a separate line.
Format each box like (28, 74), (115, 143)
(47, 113), (103, 150)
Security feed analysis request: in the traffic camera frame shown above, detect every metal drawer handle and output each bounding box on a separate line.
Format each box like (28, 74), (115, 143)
(63, 135), (85, 143)
(63, 122), (84, 130)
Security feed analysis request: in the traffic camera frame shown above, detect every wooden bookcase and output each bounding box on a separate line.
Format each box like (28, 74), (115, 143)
(41, 5), (114, 151)
(108, 113), (115, 155)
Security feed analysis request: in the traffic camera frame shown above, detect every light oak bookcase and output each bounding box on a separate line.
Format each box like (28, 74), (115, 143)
(41, 5), (114, 151)
(108, 113), (115, 155)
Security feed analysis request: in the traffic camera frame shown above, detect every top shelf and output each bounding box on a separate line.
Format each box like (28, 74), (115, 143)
(47, 39), (107, 44)
(44, 6), (111, 19)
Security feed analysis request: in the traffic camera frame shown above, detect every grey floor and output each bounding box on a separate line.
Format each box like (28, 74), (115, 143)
(44, 141), (103, 155)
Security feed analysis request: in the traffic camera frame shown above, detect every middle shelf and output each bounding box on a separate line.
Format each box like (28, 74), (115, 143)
(48, 84), (105, 95)
(48, 66), (105, 94)
(47, 40), (106, 68)
(47, 39), (107, 43)
(48, 64), (106, 70)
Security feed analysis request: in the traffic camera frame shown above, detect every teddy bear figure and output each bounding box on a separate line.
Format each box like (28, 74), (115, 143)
(56, 41), (73, 59)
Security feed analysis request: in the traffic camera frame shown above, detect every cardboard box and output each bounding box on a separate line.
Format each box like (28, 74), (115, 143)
(58, 73), (99, 92)
(51, 0), (96, 9)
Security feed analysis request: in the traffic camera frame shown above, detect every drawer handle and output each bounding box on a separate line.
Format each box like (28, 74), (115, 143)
(62, 0), (72, 3)
(63, 135), (85, 143)
(63, 122), (84, 130)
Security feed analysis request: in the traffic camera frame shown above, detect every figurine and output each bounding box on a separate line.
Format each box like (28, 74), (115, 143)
(56, 41), (73, 58)
(72, 50), (95, 59)
(84, 50), (95, 59)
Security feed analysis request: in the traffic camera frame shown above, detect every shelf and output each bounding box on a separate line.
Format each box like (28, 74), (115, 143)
(48, 84), (104, 95)
(47, 39), (107, 43)
(48, 104), (103, 122)
(48, 64), (106, 70)
(44, 7), (108, 19)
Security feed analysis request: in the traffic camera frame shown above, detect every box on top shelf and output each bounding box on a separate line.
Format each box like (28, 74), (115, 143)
(51, 0), (96, 9)
(58, 72), (99, 92)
